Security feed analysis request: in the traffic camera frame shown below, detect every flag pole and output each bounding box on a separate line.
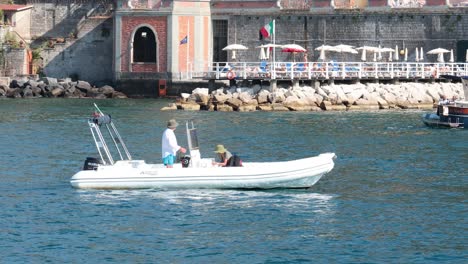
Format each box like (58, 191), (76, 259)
(187, 20), (190, 79)
(272, 19), (276, 79)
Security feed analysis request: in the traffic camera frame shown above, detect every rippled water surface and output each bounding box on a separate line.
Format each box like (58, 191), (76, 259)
(0, 99), (466, 263)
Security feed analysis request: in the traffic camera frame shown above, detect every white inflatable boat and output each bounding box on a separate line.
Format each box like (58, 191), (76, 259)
(70, 105), (336, 190)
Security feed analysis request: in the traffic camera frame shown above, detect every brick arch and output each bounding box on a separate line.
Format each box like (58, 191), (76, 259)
(129, 24), (160, 72)
(121, 16), (167, 73)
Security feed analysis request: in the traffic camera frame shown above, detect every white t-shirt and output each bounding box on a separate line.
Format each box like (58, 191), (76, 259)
(161, 128), (180, 158)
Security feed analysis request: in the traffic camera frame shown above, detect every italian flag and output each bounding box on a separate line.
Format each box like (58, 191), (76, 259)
(260, 20), (274, 38)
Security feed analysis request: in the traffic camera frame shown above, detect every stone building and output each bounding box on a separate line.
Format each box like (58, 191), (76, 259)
(113, 0), (468, 96)
(3, 0), (468, 96)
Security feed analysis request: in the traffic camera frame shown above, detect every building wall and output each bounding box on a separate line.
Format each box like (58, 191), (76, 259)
(5, 47), (27, 75)
(12, 9), (31, 40)
(26, 0), (113, 39)
(120, 16), (167, 73)
(225, 12), (468, 63)
(41, 18), (113, 85)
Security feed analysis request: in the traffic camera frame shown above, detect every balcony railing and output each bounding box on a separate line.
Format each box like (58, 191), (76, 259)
(188, 61), (468, 81)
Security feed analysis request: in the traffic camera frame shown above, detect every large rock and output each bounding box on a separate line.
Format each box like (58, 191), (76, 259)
(238, 91), (254, 104)
(192, 87), (209, 96)
(161, 103), (178, 111)
(0, 84), (9, 93)
(76, 81), (92, 92)
(225, 97), (243, 110)
(86, 88), (101, 98)
(188, 93), (210, 105)
(212, 92), (230, 104)
(271, 103), (290, 111)
(98, 85), (115, 96)
(6, 88), (21, 98)
(256, 89), (270, 104)
(320, 100), (332, 110)
(180, 102), (200, 111)
(22, 87), (34, 98)
(41, 77), (58, 86)
(112, 91), (128, 99)
(257, 105), (273, 111)
(216, 104), (233, 111)
(238, 105), (257, 112)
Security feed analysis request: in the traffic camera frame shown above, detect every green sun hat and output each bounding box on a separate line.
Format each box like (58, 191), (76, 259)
(213, 144), (227, 153)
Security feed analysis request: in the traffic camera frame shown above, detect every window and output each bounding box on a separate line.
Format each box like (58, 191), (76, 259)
(212, 20), (228, 63)
(133, 27), (156, 63)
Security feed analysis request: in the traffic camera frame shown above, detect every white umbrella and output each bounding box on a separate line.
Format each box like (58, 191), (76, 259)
(259, 47), (266, 60)
(415, 48), (419, 62)
(361, 49), (367, 61)
(427, 48), (450, 54)
(319, 49), (326, 61)
(437, 53), (444, 63)
(315, 44), (336, 51)
(223, 44), (248, 60)
(449, 49), (454, 62)
(427, 48), (450, 63)
(356, 46), (381, 53)
(356, 46), (381, 62)
(377, 45), (382, 61)
(259, 43), (282, 59)
(315, 45), (336, 61)
(332, 44), (357, 54)
(420, 47), (424, 61)
(380, 47), (395, 52)
(395, 45), (399, 61)
(378, 47), (394, 61)
(404, 48), (408, 61)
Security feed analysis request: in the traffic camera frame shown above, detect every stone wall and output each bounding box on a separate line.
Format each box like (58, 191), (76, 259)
(4, 48), (28, 76)
(228, 12), (468, 63)
(41, 18), (113, 85)
(26, 0), (113, 39)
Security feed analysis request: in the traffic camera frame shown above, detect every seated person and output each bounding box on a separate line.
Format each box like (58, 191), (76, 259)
(212, 144), (232, 167)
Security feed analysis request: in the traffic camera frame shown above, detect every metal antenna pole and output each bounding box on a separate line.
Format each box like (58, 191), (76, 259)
(89, 123), (106, 165)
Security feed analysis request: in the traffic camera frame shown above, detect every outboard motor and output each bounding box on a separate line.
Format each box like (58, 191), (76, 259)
(83, 157), (102, 170)
(180, 155), (191, 168)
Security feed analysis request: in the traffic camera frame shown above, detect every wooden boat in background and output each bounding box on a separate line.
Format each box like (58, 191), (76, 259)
(422, 77), (468, 129)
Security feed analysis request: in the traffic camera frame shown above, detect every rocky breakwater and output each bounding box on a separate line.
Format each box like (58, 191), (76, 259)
(162, 82), (464, 112)
(0, 77), (127, 99)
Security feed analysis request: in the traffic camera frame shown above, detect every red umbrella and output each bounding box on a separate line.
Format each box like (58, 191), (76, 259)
(281, 44), (306, 53)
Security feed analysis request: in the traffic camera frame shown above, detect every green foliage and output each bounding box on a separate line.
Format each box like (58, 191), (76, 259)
(31, 48), (42, 62)
(4, 31), (19, 48)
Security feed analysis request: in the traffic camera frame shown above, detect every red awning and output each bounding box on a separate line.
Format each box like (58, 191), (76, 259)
(0, 4), (33, 12)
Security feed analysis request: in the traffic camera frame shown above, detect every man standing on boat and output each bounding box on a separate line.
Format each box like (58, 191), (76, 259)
(162, 119), (186, 168)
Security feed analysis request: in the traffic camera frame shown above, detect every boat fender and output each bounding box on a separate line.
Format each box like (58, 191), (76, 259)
(227, 70), (236, 80)
(181, 155), (191, 168)
(83, 157), (102, 170)
(93, 114), (112, 126)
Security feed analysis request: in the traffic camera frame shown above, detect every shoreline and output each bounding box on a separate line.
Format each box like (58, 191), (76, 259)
(161, 81), (463, 112)
(0, 77), (127, 99)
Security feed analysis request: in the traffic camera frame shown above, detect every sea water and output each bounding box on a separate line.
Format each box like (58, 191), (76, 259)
(0, 99), (466, 263)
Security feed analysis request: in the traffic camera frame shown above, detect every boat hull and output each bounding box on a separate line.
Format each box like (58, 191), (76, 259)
(70, 153), (336, 190)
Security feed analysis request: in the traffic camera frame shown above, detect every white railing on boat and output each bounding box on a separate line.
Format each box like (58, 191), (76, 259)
(187, 61), (468, 80)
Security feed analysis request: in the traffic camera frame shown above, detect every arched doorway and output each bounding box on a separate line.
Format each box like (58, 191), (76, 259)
(133, 27), (156, 63)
